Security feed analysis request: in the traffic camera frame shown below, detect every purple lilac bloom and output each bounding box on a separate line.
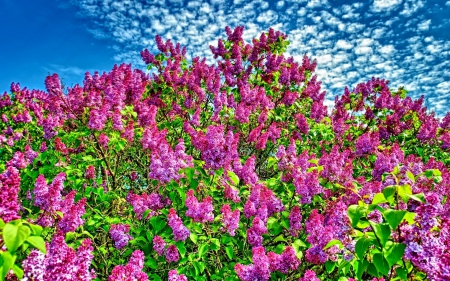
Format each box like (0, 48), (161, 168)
(247, 217), (267, 247)
(223, 183), (240, 202)
(153, 236), (166, 256)
(168, 208), (190, 241)
(165, 244), (180, 263)
(268, 246), (300, 274)
(168, 270), (188, 281)
(58, 191), (86, 233)
(109, 224), (133, 249)
(108, 250), (148, 281)
(22, 234), (96, 281)
(298, 270), (320, 281)
(220, 204), (240, 236)
(0, 166), (21, 222)
(289, 205), (303, 237)
(85, 165), (95, 179)
(185, 190), (214, 223)
(235, 246), (271, 281)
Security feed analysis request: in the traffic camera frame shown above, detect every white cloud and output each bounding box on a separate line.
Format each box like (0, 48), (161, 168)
(70, 0), (449, 115)
(371, 0), (402, 12)
(336, 39), (353, 49)
(417, 19), (431, 31)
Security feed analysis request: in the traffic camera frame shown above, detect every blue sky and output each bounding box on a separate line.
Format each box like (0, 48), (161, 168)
(1, 0), (449, 116)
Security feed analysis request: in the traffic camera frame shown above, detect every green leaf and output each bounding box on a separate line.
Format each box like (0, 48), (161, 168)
(373, 253), (390, 276)
(190, 233), (198, 244)
(372, 193), (387, 205)
(405, 193), (425, 203)
(385, 242), (406, 267)
(27, 224), (43, 236)
(382, 186), (396, 202)
(3, 223), (31, 252)
(151, 216), (167, 233)
(398, 185), (412, 203)
(12, 264), (24, 279)
(383, 209), (406, 230)
(0, 251), (16, 280)
(26, 236), (47, 254)
(198, 244), (208, 258)
(225, 246), (234, 259)
(371, 223), (391, 248)
(145, 257), (158, 269)
(323, 239), (343, 250)
(176, 242), (187, 257)
(355, 237), (375, 260)
(396, 267), (408, 280)
(227, 171), (239, 186)
(356, 259), (370, 280)
(325, 260), (336, 273)
(348, 205), (366, 228)
(209, 238), (220, 250)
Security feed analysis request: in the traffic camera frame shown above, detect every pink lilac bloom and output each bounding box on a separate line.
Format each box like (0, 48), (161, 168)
(289, 205), (303, 237)
(165, 244), (180, 263)
(267, 246), (300, 274)
(185, 190), (214, 223)
(108, 250), (148, 281)
(98, 133), (109, 150)
(24, 144), (38, 163)
(247, 217), (267, 247)
(58, 191), (86, 233)
(298, 270), (320, 281)
(110, 223), (133, 249)
(22, 234), (96, 281)
(168, 270), (188, 281)
(85, 165), (95, 179)
(0, 166), (21, 222)
(7, 151), (28, 169)
(126, 191), (166, 220)
(235, 246), (271, 281)
(33, 173), (65, 213)
(223, 182), (241, 202)
(168, 208), (190, 241)
(220, 204), (240, 236)
(153, 236), (166, 256)
(233, 155), (258, 185)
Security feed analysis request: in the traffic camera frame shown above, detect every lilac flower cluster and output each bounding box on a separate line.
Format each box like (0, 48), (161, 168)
(168, 270), (188, 281)
(153, 235), (166, 256)
(246, 217), (267, 247)
(220, 204), (240, 236)
(126, 191), (168, 219)
(244, 184), (284, 222)
(33, 173), (86, 232)
(0, 166), (21, 222)
(401, 193), (450, 280)
(185, 190), (214, 223)
(184, 123), (239, 171)
(109, 223), (133, 249)
(108, 250), (148, 281)
(267, 246), (300, 274)
(165, 244), (180, 263)
(298, 270), (320, 281)
(22, 234), (95, 281)
(289, 205), (302, 237)
(235, 247), (271, 281)
(168, 208), (190, 241)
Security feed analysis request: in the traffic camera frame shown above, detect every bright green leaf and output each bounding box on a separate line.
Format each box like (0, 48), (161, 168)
(3, 223), (31, 253)
(373, 253), (390, 276)
(383, 209), (406, 230)
(26, 236), (47, 254)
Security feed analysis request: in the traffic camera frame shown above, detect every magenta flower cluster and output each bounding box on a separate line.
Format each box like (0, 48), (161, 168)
(185, 189), (214, 223)
(22, 233), (95, 281)
(168, 208), (190, 241)
(108, 250), (148, 281)
(109, 223), (133, 249)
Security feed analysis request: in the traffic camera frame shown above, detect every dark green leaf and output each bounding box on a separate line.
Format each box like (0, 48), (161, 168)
(176, 242), (187, 257)
(198, 244), (208, 258)
(356, 259), (370, 280)
(225, 246), (234, 259)
(396, 267), (408, 280)
(355, 237), (375, 260)
(385, 242), (406, 267)
(373, 253), (390, 276)
(371, 223), (391, 248)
